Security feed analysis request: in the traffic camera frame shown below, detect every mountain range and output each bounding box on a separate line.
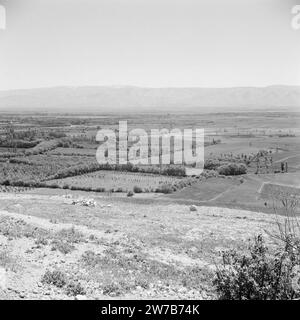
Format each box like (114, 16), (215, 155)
(0, 85), (299, 113)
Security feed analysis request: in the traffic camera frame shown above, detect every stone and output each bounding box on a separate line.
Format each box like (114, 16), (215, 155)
(190, 205), (197, 212)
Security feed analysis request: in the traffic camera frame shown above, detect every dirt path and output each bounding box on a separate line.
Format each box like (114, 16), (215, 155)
(164, 184), (241, 204)
(206, 184), (242, 202)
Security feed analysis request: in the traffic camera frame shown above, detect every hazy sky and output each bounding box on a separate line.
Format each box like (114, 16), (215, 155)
(0, 0), (299, 90)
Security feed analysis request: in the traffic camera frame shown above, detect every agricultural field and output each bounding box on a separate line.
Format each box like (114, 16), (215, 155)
(45, 170), (193, 193)
(0, 155), (99, 185)
(164, 177), (241, 202)
(0, 111), (299, 205)
(0, 162), (52, 183)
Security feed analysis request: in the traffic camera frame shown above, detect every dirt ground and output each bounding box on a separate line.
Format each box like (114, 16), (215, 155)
(0, 189), (282, 300)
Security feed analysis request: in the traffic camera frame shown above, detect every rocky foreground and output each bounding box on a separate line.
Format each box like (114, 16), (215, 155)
(0, 191), (279, 300)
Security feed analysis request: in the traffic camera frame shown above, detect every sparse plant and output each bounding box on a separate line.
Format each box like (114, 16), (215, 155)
(41, 270), (67, 288)
(262, 193), (299, 252)
(127, 190), (134, 197)
(102, 282), (125, 297)
(88, 234), (96, 241)
(51, 240), (75, 254)
(134, 277), (150, 289)
(55, 227), (84, 244)
(81, 250), (100, 267)
(214, 194), (300, 300)
(65, 280), (86, 296)
(156, 183), (173, 194)
(35, 236), (48, 246)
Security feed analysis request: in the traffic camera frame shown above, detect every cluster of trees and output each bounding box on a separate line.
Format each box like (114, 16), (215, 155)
(204, 159), (247, 175)
(217, 163), (247, 176)
(23, 139), (62, 156)
(0, 139), (39, 149)
(0, 138), (77, 159)
(47, 162), (187, 181)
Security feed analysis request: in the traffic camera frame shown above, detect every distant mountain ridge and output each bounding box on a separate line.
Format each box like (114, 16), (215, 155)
(0, 85), (299, 113)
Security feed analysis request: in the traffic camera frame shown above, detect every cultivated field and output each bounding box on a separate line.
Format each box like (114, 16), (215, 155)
(45, 170), (191, 193)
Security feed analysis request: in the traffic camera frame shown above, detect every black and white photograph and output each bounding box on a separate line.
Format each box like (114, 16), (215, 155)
(0, 0), (300, 308)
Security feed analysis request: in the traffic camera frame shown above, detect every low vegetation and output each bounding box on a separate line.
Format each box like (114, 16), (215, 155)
(41, 270), (68, 288)
(214, 197), (300, 300)
(214, 234), (300, 299)
(217, 163), (247, 176)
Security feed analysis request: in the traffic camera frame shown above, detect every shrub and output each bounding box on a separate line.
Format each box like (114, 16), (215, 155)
(162, 166), (186, 177)
(213, 234), (300, 300)
(102, 282), (125, 297)
(204, 159), (221, 170)
(201, 169), (218, 178)
(35, 236), (48, 246)
(41, 270), (67, 288)
(127, 191), (134, 197)
(65, 281), (86, 296)
(217, 163), (247, 176)
(133, 186), (143, 193)
(156, 183), (173, 194)
(55, 227), (84, 244)
(51, 240), (75, 254)
(42, 270), (86, 296)
(81, 250), (100, 267)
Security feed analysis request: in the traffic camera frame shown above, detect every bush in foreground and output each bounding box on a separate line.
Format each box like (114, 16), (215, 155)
(213, 234), (300, 300)
(65, 281), (86, 296)
(41, 270), (86, 296)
